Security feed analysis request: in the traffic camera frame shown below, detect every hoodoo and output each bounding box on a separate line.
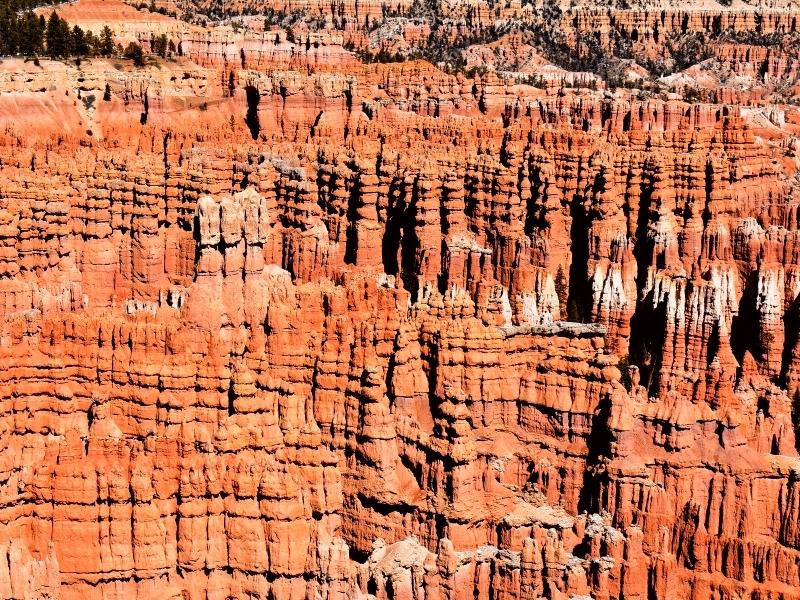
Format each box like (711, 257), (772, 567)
(0, 0), (800, 598)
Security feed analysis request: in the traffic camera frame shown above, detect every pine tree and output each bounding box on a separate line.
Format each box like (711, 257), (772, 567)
(153, 33), (168, 58)
(18, 12), (45, 56)
(45, 11), (71, 57)
(0, 5), (18, 55)
(84, 30), (99, 56)
(71, 24), (88, 56)
(124, 41), (144, 66)
(45, 11), (61, 57)
(99, 25), (114, 57)
(61, 18), (72, 55)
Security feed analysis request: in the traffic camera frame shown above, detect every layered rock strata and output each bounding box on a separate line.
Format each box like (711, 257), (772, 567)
(0, 26), (800, 600)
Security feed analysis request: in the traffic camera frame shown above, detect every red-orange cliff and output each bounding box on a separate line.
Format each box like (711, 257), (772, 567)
(2, 0), (800, 599)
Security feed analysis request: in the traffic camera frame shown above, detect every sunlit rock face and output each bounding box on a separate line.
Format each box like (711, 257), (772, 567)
(3, 0), (800, 598)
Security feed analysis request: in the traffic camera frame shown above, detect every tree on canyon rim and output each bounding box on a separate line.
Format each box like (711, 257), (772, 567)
(99, 25), (115, 57)
(0, 6), (45, 55)
(123, 41), (145, 66)
(0, 1), (148, 62)
(152, 33), (168, 58)
(45, 11), (71, 57)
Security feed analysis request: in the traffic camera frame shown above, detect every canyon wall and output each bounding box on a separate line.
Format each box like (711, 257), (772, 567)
(2, 1), (800, 598)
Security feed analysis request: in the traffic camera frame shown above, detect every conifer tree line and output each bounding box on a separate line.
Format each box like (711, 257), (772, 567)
(0, 0), (175, 61)
(0, 5), (115, 58)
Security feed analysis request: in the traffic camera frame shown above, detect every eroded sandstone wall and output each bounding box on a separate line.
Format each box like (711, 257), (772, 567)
(0, 52), (799, 600)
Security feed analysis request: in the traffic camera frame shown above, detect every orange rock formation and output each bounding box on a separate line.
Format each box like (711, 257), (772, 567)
(1, 1), (800, 599)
